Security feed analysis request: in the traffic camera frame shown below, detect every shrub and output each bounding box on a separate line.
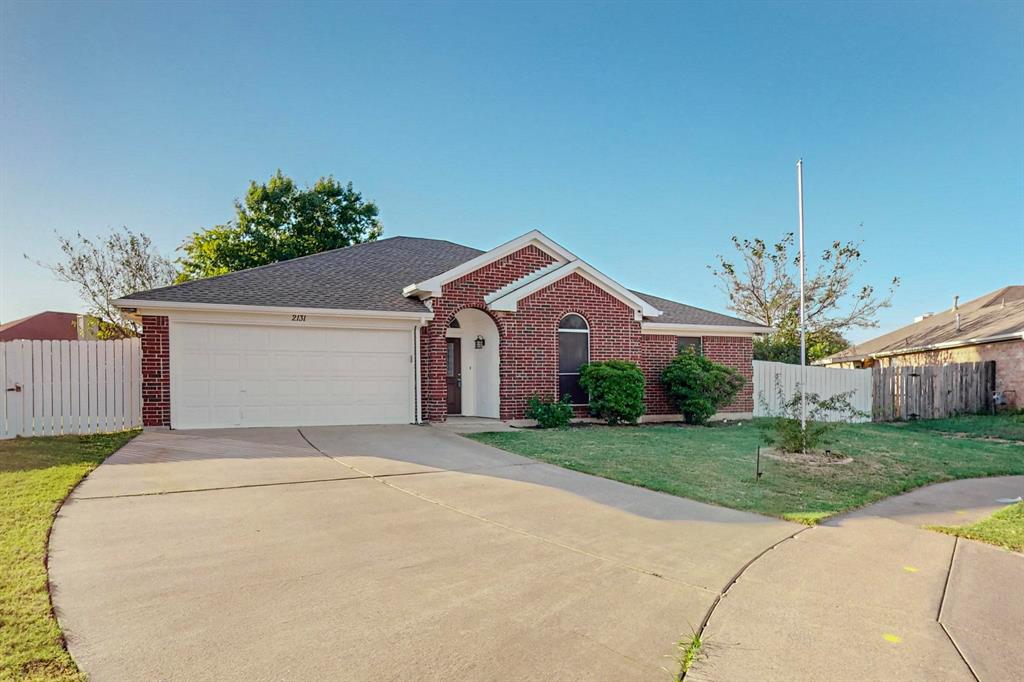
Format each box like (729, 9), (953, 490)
(579, 360), (646, 425)
(660, 352), (745, 425)
(525, 394), (574, 429)
(756, 374), (867, 451)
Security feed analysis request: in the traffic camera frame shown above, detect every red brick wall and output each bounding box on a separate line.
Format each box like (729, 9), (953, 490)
(141, 315), (171, 427)
(499, 273), (641, 420)
(418, 245), (756, 420)
(702, 335), (754, 412)
(420, 245), (556, 421)
(640, 334), (678, 415)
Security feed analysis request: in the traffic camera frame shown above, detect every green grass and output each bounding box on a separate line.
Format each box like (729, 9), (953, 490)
(468, 420), (1024, 524)
(676, 630), (703, 678)
(930, 502), (1024, 552)
(896, 413), (1024, 442)
(1, 431), (137, 682)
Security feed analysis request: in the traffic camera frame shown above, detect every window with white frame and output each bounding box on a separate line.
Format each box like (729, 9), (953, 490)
(558, 313), (589, 404)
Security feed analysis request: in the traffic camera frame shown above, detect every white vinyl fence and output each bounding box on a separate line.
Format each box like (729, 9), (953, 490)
(753, 360), (873, 423)
(1, 338), (142, 439)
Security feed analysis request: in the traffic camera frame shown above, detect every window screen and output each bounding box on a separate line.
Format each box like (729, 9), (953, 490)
(677, 336), (702, 355)
(558, 315), (590, 404)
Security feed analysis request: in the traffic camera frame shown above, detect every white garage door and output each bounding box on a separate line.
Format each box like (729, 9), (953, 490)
(171, 322), (414, 429)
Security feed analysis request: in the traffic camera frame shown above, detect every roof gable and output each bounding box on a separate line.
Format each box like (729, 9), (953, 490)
(484, 259), (662, 317)
(402, 230), (575, 298)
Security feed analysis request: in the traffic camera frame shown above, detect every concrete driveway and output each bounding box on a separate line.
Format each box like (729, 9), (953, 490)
(49, 425), (797, 681)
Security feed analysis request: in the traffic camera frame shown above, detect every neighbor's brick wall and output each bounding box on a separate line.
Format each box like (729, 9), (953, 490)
(419, 245), (756, 420)
(702, 335), (755, 413)
(141, 315), (171, 427)
(875, 339), (1023, 407)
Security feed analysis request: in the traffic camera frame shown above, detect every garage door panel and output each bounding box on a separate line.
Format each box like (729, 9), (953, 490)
(172, 322), (413, 429)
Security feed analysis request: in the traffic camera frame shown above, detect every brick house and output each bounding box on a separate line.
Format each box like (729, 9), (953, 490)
(819, 286), (1024, 407)
(114, 231), (767, 429)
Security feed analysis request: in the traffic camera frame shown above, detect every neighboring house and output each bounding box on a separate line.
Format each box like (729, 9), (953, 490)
(818, 285), (1024, 406)
(114, 231), (768, 429)
(0, 311), (97, 342)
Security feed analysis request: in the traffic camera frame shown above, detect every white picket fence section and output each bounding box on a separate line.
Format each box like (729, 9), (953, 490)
(753, 359), (873, 423)
(0, 339), (142, 439)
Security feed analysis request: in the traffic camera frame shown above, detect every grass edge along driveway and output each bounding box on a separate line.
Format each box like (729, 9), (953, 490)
(1, 431), (137, 682)
(930, 501), (1024, 552)
(468, 418), (1024, 525)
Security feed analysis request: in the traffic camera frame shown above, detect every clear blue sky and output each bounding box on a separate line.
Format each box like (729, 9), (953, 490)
(2, 0), (1021, 342)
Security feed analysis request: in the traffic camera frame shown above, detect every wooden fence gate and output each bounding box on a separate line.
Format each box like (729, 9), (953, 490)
(872, 361), (995, 421)
(1, 338), (142, 439)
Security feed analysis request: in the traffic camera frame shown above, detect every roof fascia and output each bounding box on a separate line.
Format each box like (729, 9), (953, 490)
(112, 298), (433, 322)
(641, 322), (771, 336)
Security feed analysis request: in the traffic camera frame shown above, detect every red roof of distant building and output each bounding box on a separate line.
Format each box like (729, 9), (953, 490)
(0, 311), (82, 341)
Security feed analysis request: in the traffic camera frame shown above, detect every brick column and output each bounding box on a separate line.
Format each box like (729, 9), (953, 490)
(141, 315), (171, 427)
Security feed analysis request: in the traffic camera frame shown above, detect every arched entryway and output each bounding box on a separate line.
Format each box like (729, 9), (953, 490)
(445, 308), (500, 418)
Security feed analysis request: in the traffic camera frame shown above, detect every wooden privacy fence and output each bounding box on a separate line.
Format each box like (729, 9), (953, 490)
(753, 360), (873, 423)
(1, 338), (142, 439)
(872, 361), (995, 422)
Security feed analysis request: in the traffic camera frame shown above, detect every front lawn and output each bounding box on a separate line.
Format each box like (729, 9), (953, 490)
(0, 432), (137, 682)
(468, 420), (1024, 524)
(930, 501), (1024, 553)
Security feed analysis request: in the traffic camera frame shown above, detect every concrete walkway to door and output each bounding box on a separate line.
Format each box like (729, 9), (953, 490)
(48, 425), (798, 681)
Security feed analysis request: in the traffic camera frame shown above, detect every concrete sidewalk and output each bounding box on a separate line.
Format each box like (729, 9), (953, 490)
(690, 476), (1024, 682)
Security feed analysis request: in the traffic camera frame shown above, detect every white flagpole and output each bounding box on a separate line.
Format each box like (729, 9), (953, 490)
(797, 159), (807, 441)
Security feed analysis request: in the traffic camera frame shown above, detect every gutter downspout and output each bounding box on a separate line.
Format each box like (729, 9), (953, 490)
(414, 318), (424, 424)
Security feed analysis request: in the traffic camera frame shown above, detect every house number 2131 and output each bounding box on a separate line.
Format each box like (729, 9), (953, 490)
(291, 314), (307, 322)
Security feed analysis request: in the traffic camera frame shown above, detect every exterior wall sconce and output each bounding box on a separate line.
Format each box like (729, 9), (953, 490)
(474, 335), (485, 349)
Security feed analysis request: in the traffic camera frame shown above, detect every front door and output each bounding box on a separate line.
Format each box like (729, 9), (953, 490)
(446, 338), (462, 415)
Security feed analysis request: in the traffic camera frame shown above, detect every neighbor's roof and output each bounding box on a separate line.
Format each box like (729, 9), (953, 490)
(121, 235), (764, 328)
(0, 311), (81, 342)
(820, 286), (1024, 363)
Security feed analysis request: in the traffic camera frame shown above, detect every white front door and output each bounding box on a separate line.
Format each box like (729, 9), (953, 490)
(170, 322), (414, 429)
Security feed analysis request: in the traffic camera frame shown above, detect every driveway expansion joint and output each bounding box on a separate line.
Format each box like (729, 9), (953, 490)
(936, 538), (981, 682)
(296, 428), (718, 594)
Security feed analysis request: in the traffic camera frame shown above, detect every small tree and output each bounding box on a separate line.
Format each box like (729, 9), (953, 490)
(177, 170), (382, 281)
(30, 228), (176, 338)
(660, 352), (745, 425)
(579, 360), (645, 425)
(757, 374), (867, 452)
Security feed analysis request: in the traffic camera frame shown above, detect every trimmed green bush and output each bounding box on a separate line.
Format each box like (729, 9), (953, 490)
(525, 394), (574, 429)
(660, 352), (745, 425)
(579, 360), (646, 425)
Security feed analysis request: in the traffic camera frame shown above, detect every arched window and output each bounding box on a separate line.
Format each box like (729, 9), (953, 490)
(558, 314), (589, 404)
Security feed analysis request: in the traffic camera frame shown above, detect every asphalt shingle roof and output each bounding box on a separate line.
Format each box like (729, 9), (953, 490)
(631, 291), (766, 328)
(125, 235), (764, 328)
(125, 237), (484, 313)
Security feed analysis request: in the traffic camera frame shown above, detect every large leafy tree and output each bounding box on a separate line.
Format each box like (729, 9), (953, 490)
(177, 170), (383, 281)
(710, 232), (898, 363)
(31, 228), (177, 338)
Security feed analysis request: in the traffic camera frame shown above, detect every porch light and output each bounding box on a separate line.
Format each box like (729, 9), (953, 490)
(474, 335), (485, 349)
